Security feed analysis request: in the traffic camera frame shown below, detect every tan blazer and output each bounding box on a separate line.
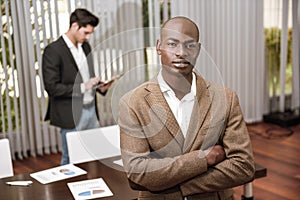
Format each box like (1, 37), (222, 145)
(119, 73), (255, 200)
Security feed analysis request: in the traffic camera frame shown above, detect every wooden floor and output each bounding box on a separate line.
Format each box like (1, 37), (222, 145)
(233, 122), (300, 200)
(12, 122), (300, 200)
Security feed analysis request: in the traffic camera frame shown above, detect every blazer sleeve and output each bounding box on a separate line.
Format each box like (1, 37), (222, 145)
(42, 43), (81, 97)
(179, 90), (255, 196)
(119, 93), (208, 192)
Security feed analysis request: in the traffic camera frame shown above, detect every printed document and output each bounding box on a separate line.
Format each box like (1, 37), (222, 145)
(68, 178), (113, 200)
(30, 164), (87, 184)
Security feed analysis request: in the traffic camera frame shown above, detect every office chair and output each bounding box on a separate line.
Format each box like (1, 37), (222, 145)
(66, 125), (121, 164)
(0, 138), (14, 179)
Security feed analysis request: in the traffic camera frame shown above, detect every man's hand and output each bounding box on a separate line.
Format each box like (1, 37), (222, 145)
(96, 78), (115, 92)
(85, 77), (100, 90)
(204, 145), (225, 166)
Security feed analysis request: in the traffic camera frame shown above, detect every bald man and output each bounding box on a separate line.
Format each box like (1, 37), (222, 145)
(118, 16), (255, 200)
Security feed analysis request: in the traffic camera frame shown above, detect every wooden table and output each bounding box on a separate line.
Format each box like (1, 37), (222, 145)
(0, 156), (138, 200)
(0, 157), (267, 200)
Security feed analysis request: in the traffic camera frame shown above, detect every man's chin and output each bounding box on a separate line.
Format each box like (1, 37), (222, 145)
(164, 66), (191, 77)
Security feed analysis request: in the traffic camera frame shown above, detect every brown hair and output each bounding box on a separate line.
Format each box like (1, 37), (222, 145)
(69, 8), (99, 28)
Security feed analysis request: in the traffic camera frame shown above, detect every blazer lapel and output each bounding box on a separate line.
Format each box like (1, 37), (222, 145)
(144, 79), (185, 150)
(58, 37), (79, 71)
(183, 74), (212, 152)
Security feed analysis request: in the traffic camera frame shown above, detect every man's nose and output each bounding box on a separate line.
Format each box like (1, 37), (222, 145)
(175, 44), (187, 57)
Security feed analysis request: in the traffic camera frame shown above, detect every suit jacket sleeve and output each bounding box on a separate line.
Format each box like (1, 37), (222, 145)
(119, 91), (208, 192)
(42, 40), (82, 98)
(180, 90), (255, 196)
(119, 79), (255, 195)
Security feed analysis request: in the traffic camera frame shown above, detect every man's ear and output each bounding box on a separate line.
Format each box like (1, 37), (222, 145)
(156, 39), (161, 55)
(71, 22), (79, 30)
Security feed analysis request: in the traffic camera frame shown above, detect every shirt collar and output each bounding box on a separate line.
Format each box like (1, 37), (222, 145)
(157, 70), (197, 97)
(157, 70), (171, 93)
(191, 72), (197, 96)
(62, 34), (82, 49)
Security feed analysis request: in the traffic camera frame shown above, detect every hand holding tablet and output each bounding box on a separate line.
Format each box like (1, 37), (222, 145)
(93, 73), (124, 89)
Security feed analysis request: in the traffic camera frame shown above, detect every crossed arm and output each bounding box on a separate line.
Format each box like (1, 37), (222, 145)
(119, 91), (254, 194)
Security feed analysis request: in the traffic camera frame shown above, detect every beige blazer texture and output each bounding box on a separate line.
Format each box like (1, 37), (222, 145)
(118, 73), (255, 200)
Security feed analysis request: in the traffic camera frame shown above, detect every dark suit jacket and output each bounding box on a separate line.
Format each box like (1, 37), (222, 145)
(118, 73), (255, 200)
(42, 36), (102, 129)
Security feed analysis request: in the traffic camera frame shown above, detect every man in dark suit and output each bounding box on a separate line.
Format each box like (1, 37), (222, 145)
(118, 16), (254, 199)
(42, 8), (113, 165)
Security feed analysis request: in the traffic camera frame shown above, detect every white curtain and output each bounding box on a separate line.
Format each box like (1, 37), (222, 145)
(0, 0), (144, 159)
(264, 0), (299, 114)
(291, 0), (300, 111)
(171, 0), (265, 123)
(2, 0), (297, 159)
(7, 0), (63, 159)
(75, 0), (145, 125)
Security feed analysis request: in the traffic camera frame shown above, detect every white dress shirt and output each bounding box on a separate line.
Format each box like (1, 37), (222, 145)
(157, 70), (196, 138)
(158, 71), (196, 199)
(62, 34), (94, 104)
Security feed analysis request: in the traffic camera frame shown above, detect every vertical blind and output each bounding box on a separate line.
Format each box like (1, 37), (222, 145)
(1, 0), (299, 159)
(171, 0), (265, 123)
(291, 0), (300, 111)
(0, 0), (144, 159)
(78, 0), (145, 125)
